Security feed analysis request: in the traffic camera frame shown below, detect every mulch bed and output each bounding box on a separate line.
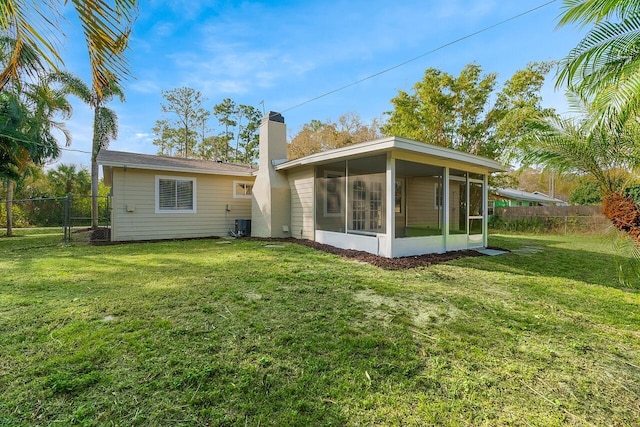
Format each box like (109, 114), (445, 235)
(87, 230), (495, 270)
(252, 237), (488, 270)
(89, 227), (111, 242)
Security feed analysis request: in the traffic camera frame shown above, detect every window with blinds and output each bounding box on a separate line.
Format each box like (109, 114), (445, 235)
(156, 177), (196, 212)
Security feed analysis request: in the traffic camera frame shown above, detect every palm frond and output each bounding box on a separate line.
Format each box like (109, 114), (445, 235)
(69, 0), (138, 98)
(557, 16), (640, 90)
(558, 0), (640, 27)
(92, 106), (118, 157)
(520, 110), (640, 193)
(0, 0), (62, 89)
(45, 71), (93, 104)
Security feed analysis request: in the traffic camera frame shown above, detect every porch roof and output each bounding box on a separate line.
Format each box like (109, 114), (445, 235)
(276, 136), (504, 173)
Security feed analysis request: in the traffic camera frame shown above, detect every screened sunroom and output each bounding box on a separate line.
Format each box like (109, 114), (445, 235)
(278, 137), (502, 258)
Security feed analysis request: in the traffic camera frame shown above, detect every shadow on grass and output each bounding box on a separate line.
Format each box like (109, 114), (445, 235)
(476, 234), (640, 291)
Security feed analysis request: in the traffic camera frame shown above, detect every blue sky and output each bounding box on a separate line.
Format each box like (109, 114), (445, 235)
(54, 0), (586, 168)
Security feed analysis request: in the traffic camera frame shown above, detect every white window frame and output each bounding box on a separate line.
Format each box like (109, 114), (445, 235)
(434, 182), (443, 209)
(233, 180), (254, 199)
(323, 170), (344, 217)
(348, 177), (385, 234)
(155, 175), (197, 214)
(394, 179), (404, 214)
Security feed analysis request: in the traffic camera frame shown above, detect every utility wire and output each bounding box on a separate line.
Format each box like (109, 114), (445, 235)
(0, 132), (92, 154)
(281, 0), (558, 114)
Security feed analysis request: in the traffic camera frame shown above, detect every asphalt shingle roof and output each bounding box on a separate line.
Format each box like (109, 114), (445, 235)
(97, 150), (257, 176)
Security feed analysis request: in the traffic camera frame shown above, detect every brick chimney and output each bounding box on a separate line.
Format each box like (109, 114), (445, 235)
(251, 112), (291, 237)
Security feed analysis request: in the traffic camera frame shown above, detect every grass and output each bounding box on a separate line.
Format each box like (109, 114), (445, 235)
(1, 231), (639, 426)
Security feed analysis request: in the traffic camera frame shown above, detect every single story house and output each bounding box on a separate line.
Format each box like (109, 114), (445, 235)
(489, 188), (568, 214)
(98, 112), (502, 258)
(98, 151), (257, 241)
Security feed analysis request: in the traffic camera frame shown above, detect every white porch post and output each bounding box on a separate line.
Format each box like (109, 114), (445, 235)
(442, 167), (450, 251)
(386, 154), (395, 257)
(344, 160), (349, 234)
(483, 173), (489, 247)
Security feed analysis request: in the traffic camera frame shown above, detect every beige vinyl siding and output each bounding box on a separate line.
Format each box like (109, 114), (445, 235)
(287, 166), (314, 240)
(406, 177), (442, 228)
(110, 167), (254, 241)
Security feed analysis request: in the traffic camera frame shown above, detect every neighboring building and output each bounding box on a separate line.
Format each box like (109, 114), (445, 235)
(489, 188), (568, 215)
(99, 112), (502, 258)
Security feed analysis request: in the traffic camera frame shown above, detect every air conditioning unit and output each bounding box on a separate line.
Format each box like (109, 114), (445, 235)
(235, 219), (251, 237)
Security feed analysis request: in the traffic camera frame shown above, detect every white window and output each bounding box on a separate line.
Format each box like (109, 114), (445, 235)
(349, 178), (384, 233)
(434, 182), (443, 209)
(369, 181), (383, 230)
(395, 179), (403, 214)
(155, 176), (196, 213)
(233, 181), (253, 199)
(324, 171), (344, 217)
(351, 179), (367, 230)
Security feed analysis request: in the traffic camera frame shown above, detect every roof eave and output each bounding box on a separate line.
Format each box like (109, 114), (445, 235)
(98, 161), (255, 177)
(275, 136), (505, 172)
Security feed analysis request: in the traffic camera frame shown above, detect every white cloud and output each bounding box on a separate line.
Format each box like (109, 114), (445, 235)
(128, 79), (161, 94)
(152, 22), (176, 38)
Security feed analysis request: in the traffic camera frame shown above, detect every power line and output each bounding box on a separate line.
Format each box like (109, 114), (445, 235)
(281, 0), (558, 114)
(0, 133), (92, 154)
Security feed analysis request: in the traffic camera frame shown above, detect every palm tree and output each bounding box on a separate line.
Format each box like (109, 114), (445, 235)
(522, 109), (640, 241)
(0, 0), (138, 98)
(0, 70), (78, 236)
(48, 164), (91, 196)
(53, 74), (122, 228)
(557, 0), (640, 125)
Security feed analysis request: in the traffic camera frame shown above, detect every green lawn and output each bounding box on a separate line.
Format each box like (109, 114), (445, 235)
(1, 231), (639, 426)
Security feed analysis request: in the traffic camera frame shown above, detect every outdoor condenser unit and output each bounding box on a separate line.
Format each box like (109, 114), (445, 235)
(235, 219), (251, 237)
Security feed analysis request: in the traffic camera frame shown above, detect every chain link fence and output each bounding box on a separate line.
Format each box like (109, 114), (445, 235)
(491, 205), (608, 234)
(1, 195), (111, 245)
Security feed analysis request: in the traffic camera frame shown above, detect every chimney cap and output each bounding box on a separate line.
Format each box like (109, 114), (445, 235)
(266, 111), (284, 123)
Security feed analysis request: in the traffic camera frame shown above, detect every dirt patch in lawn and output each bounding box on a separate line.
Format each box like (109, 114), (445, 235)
(253, 237), (492, 270)
(353, 289), (463, 327)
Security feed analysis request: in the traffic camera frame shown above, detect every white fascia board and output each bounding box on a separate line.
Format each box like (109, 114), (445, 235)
(276, 136), (504, 172)
(97, 161), (254, 177)
(392, 138), (504, 172)
(275, 138), (396, 170)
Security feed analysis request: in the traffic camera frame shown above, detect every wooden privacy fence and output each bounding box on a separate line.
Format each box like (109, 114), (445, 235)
(492, 205), (608, 234)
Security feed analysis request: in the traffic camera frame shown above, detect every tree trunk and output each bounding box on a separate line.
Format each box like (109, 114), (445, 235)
(91, 159), (99, 229)
(5, 180), (14, 237)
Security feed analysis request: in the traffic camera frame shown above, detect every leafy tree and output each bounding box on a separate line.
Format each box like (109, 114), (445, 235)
(492, 62), (557, 161)
(383, 62), (554, 160)
(557, 0), (640, 126)
(194, 135), (219, 161)
(151, 119), (178, 156)
(288, 113), (382, 160)
(0, 0), (138, 98)
(512, 167), (577, 201)
(383, 63), (496, 154)
(152, 94), (261, 163)
(195, 108), (211, 152)
(569, 178), (602, 205)
(213, 98), (238, 161)
(236, 104), (261, 164)
(161, 87), (205, 158)
(0, 70), (79, 235)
